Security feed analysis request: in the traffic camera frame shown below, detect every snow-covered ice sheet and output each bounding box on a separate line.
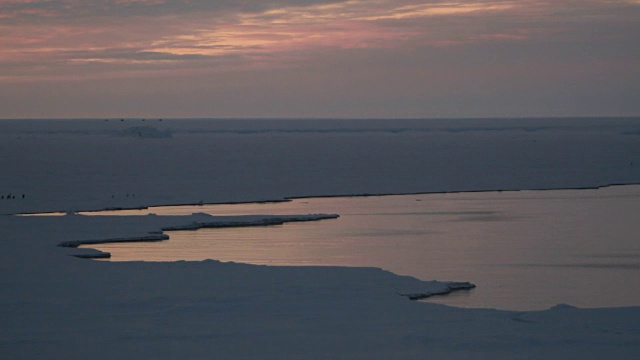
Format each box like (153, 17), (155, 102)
(2, 119), (640, 358)
(2, 118), (639, 215)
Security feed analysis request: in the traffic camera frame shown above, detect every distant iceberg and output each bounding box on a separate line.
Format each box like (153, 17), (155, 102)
(116, 126), (172, 138)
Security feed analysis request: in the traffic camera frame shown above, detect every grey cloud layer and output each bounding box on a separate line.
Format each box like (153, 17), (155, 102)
(1, 0), (639, 118)
(1, 0), (345, 21)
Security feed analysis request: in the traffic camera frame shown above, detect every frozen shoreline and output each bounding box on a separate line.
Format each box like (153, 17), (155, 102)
(15, 182), (639, 216)
(59, 213), (339, 257)
(58, 211), (477, 301)
(3, 210), (639, 359)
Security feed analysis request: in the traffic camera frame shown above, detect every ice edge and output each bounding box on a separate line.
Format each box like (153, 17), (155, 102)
(58, 214), (340, 257)
(400, 282), (477, 300)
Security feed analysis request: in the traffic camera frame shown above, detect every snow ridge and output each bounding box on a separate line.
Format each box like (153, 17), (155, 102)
(57, 213), (339, 259)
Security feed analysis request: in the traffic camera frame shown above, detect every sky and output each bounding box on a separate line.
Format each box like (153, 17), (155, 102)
(1, 0), (639, 119)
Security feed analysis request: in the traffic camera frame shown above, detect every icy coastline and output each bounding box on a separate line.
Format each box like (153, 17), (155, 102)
(2, 119), (640, 358)
(58, 213), (340, 258)
(3, 211), (639, 359)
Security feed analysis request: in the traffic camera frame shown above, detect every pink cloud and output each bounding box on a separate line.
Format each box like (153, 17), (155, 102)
(1, 0), (639, 83)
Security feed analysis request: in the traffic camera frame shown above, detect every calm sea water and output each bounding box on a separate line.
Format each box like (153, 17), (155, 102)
(82, 185), (640, 310)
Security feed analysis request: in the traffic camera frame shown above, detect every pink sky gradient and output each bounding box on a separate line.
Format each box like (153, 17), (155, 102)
(1, 0), (639, 118)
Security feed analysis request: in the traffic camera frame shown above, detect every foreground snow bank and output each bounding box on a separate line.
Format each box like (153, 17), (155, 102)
(2, 213), (639, 359)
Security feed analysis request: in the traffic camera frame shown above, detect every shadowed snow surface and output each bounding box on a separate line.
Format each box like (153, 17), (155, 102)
(2, 119), (640, 358)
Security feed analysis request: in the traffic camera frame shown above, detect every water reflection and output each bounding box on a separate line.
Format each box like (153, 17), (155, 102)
(84, 185), (640, 311)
